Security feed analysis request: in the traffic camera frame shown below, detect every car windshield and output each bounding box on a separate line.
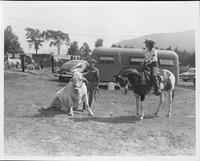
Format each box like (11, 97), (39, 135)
(187, 68), (195, 73)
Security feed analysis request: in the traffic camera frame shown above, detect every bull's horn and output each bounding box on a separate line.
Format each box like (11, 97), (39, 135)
(82, 76), (88, 83)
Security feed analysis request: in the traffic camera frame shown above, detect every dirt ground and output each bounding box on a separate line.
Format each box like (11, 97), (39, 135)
(4, 69), (196, 156)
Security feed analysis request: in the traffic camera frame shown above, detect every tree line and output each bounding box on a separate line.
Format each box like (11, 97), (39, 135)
(4, 25), (195, 67)
(4, 25), (103, 60)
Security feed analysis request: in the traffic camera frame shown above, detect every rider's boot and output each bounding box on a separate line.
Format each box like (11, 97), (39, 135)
(152, 76), (161, 96)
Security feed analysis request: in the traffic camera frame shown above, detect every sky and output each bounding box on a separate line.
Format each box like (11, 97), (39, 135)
(1, 1), (199, 54)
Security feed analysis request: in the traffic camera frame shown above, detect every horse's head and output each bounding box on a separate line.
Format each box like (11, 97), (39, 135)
(114, 68), (141, 95)
(113, 75), (130, 95)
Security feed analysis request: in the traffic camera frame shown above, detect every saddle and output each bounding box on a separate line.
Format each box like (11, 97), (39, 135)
(140, 66), (161, 91)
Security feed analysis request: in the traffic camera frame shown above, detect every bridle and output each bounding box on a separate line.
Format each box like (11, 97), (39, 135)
(72, 79), (84, 90)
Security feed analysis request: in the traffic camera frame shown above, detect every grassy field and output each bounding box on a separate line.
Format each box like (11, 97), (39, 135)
(4, 69), (196, 156)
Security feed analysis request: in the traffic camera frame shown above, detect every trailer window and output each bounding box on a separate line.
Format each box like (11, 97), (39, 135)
(129, 57), (144, 65)
(99, 56), (114, 64)
(159, 59), (174, 66)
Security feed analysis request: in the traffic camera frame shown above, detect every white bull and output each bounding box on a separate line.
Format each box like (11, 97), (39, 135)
(50, 71), (94, 116)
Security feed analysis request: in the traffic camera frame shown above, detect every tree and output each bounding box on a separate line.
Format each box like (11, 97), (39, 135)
(187, 52), (195, 67)
(95, 38), (103, 47)
(68, 41), (80, 55)
(174, 46), (179, 53)
(166, 46), (172, 50)
(25, 27), (44, 54)
(117, 44), (121, 48)
(4, 25), (24, 56)
(174, 46), (195, 67)
(111, 43), (118, 48)
(80, 42), (91, 60)
(43, 30), (70, 55)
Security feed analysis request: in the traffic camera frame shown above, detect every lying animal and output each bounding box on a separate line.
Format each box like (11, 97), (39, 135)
(49, 71), (94, 116)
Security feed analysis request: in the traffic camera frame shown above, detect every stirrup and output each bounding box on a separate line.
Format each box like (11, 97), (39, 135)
(155, 89), (161, 96)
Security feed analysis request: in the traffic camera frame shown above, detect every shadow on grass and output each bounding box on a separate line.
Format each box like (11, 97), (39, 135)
(32, 107), (66, 118)
(27, 107), (159, 124)
(29, 107), (86, 118)
(69, 114), (159, 124)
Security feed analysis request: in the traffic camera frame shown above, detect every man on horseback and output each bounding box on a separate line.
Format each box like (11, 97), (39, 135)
(143, 39), (161, 96)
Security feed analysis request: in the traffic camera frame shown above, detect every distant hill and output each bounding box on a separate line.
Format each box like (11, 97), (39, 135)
(118, 30), (195, 53)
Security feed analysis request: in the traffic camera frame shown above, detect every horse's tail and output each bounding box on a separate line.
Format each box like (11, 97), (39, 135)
(172, 89), (175, 101)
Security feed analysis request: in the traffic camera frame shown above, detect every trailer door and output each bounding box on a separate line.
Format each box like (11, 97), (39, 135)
(97, 55), (121, 82)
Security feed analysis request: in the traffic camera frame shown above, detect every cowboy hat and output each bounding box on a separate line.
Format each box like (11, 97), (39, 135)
(143, 39), (155, 45)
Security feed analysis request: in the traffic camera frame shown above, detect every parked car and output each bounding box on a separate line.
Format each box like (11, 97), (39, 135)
(54, 59), (90, 81)
(179, 68), (195, 82)
(193, 76), (195, 86)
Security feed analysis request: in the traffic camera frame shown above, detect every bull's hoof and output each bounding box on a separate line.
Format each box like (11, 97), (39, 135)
(166, 113), (171, 117)
(68, 113), (73, 116)
(139, 116), (144, 121)
(88, 113), (94, 116)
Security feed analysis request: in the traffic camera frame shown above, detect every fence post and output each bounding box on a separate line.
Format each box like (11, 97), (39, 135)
(51, 55), (54, 73)
(21, 54), (25, 72)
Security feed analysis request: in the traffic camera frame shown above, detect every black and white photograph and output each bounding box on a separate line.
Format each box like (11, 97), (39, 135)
(1, 1), (200, 159)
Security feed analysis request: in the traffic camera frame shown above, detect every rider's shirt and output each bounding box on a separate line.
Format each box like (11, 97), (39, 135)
(144, 48), (158, 64)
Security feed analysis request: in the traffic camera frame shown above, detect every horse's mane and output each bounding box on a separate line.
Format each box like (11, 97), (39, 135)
(118, 67), (138, 76)
(118, 67), (130, 75)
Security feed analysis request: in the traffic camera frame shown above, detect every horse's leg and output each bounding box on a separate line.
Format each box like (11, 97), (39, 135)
(154, 92), (163, 115)
(139, 95), (145, 121)
(135, 94), (140, 117)
(11, 61), (15, 68)
(10, 62), (13, 68)
(139, 101), (144, 120)
(7, 62), (10, 68)
(166, 90), (173, 117)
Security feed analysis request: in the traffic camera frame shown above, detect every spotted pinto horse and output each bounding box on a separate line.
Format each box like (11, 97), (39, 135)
(114, 67), (175, 121)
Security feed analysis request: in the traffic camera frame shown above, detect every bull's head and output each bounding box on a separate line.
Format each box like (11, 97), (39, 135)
(113, 75), (130, 95)
(70, 71), (88, 99)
